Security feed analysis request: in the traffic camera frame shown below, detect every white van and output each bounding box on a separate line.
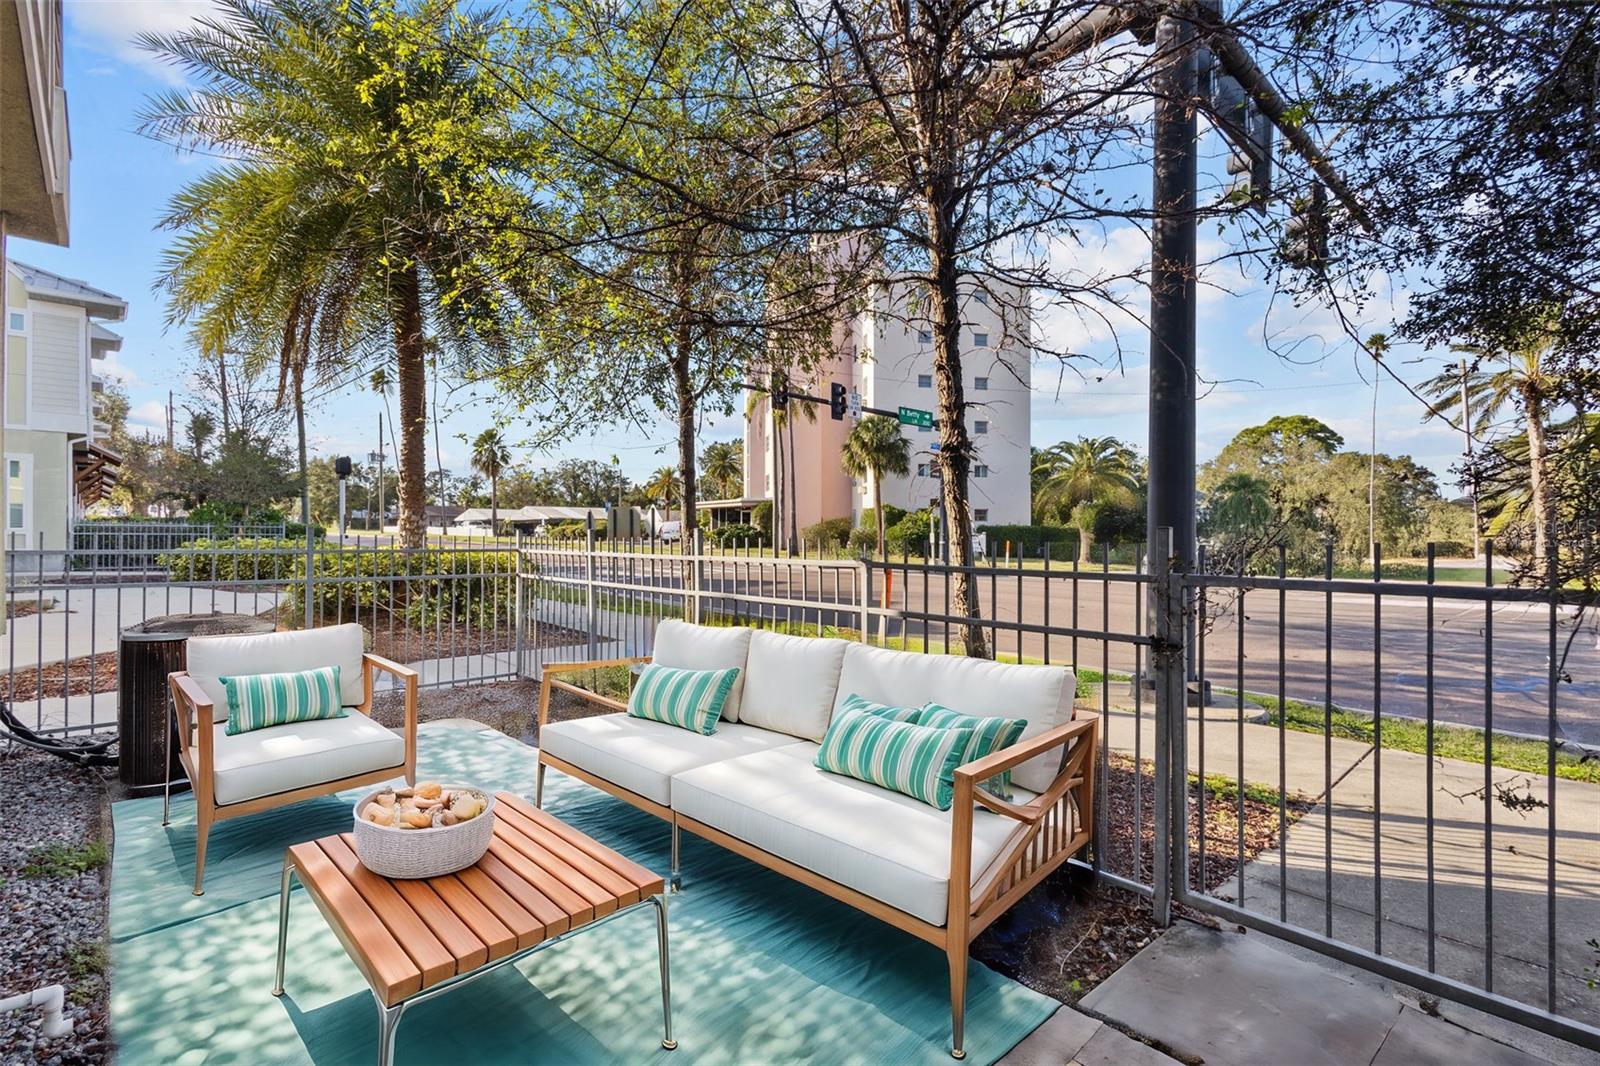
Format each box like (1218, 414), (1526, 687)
(657, 520), (682, 543)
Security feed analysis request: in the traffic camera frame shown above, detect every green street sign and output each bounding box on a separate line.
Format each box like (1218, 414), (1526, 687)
(897, 406), (933, 429)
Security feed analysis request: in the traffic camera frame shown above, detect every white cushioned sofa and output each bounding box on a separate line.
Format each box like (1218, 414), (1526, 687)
(536, 621), (1098, 1059)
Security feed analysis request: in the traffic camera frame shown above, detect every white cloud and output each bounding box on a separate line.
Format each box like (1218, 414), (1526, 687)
(128, 399), (168, 435)
(95, 349), (144, 389)
(66, 0), (213, 85)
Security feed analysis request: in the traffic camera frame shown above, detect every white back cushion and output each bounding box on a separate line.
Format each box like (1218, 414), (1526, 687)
(651, 620), (753, 722)
(738, 630), (850, 741)
(834, 644), (1074, 792)
(187, 623), (366, 721)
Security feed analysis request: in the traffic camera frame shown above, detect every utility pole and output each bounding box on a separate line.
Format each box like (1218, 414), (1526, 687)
(1460, 355), (1483, 559)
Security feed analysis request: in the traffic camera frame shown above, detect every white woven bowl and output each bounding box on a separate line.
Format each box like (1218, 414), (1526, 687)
(351, 786), (496, 879)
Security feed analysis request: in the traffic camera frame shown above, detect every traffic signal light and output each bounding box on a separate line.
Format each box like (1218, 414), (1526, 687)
(771, 372), (788, 410)
(1282, 182), (1330, 272)
(829, 382), (847, 420)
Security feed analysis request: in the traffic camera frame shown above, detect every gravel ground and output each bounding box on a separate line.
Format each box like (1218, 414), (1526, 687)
(0, 742), (114, 1064)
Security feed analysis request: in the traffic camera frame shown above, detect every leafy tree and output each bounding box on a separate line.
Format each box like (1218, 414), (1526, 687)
(840, 416), (912, 557)
(140, 0), (531, 548)
(644, 467), (683, 516)
(470, 429), (512, 532)
(1033, 437), (1142, 563)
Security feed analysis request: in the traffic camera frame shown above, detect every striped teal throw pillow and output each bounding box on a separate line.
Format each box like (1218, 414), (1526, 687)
(917, 702), (1028, 800)
(814, 712), (974, 810)
(835, 692), (922, 723)
(628, 664), (740, 735)
(221, 666), (347, 736)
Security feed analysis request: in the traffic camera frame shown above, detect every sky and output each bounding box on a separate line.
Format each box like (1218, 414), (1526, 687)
(8, 1), (1474, 493)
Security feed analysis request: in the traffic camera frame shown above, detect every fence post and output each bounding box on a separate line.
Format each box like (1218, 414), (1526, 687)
(689, 527), (704, 625)
(584, 521), (598, 661)
(513, 528), (527, 678)
(858, 555), (872, 645)
(1150, 526), (1188, 927)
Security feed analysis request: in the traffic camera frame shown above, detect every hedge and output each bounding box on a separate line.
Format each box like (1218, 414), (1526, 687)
(160, 538), (516, 628)
(977, 524), (1079, 555)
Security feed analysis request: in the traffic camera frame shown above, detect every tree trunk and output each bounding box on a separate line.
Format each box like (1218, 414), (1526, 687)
(1077, 520), (1092, 564)
(873, 470), (887, 557)
(1525, 390), (1552, 571)
(671, 344), (697, 552)
(772, 407), (784, 548)
(490, 472), (498, 535)
(392, 261), (428, 550)
(927, 211), (988, 658)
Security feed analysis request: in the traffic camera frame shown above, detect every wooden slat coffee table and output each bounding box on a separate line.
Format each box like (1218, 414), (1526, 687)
(272, 791), (673, 1065)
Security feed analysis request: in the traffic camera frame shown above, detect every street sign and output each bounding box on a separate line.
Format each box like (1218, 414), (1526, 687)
(847, 387), (862, 419)
(897, 406), (933, 429)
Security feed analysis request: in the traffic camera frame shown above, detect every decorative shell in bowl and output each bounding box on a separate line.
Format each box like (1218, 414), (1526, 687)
(351, 783), (495, 879)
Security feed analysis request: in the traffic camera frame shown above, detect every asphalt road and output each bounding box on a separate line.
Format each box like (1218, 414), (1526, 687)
(531, 555), (1600, 746)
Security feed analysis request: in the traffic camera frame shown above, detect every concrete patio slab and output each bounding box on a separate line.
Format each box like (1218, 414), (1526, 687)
(1080, 922), (1600, 1066)
(998, 1004), (1178, 1066)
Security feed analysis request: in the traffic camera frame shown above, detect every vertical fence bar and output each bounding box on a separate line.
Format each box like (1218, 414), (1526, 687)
(1425, 544), (1437, 971)
(1150, 527), (1176, 926)
(1278, 543), (1287, 922)
(1373, 542), (1384, 956)
(1483, 540), (1494, 992)
(1324, 541), (1335, 938)
(1545, 529), (1558, 1011)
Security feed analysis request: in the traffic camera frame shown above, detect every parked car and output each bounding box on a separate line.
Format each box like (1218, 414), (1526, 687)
(656, 521), (682, 543)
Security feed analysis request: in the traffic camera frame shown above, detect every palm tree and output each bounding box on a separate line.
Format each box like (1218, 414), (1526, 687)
(646, 466), (682, 517)
(470, 428), (512, 533)
(841, 416), (911, 557)
(700, 440), (743, 500)
(1423, 317), (1562, 568)
(1033, 436), (1141, 562)
(140, 0), (525, 549)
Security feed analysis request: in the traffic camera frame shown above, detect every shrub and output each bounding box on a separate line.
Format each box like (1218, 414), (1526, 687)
(977, 524), (1078, 556)
(710, 523), (765, 546)
(752, 500), (774, 539)
(886, 510), (933, 556)
(847, 527), (879, 555)
(858, 505), (906, 536)
(802, 517), (852, 550)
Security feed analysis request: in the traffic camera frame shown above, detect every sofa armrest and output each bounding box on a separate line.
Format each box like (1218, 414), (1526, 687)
(537, 656), (651, 728)
(955, 718), (1097, 826)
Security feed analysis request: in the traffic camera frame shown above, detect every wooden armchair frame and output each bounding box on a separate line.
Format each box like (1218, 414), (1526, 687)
(164, 653), (419, 895)
(534, 656), (1098, 1059)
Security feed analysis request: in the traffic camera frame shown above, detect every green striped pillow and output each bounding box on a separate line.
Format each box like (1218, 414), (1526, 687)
(627, 664), (740, 735)
(917, 702), (1028, 800)
(221, 666), (347, 736)
(835, 692), (922, 723)
(814, 711), (974, 810)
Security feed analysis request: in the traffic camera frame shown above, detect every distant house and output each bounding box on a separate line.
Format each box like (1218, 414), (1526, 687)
(3, 259), (126, 554)
(451, 505), (619, 535)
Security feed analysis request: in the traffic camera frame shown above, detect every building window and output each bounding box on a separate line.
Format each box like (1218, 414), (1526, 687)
(6, 458), (26, 538)
(7, 312), (24, 333)
(974, 420), (989, 434)
(974, 376), (988, 391)
(972, 332), (989, 348)
(918, 330), (932, 344)
(917, 462), (929, 477)
(973, 290), (989, 306)
(974, 509), (989, 522)
(930, 498), (940, 508)
(917, 373), (932, 388)
(974, 465), (988, 478)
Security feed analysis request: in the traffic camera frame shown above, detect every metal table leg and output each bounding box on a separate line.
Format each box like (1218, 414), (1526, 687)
(272, 864), (293, 997)
(375, 998), (406, 1066)
(652, 894), (676, 1050)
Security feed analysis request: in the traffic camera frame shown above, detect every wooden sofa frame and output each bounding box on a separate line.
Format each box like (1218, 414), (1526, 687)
(534, 656), (1098, 1060)
(164, 653), (420, 895)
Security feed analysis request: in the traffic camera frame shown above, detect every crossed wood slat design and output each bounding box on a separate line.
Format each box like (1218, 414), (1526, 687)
(286, 792), (664, 1007)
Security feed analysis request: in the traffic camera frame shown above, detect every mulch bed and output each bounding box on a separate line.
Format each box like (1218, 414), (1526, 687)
(4, 652), (121, 703)
(6, 599), (49, 620)
(0, 742), (114, 1064)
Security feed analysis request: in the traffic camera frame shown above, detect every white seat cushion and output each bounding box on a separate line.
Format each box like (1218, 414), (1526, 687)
(539, 714), (798, 806)
(834, 644), (1074, 793)
(736, 630), (849, 741)
(671, 744), (1025, 926)
(188, 623), (366, 721)
(651, 620), (753, 722)
(209, 713), (405, 806)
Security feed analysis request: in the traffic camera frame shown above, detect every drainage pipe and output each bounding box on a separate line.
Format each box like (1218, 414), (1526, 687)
(0, 984), (73, 1039)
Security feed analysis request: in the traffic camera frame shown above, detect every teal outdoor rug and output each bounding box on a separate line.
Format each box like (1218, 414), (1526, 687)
(110, 723), (1058, 1065)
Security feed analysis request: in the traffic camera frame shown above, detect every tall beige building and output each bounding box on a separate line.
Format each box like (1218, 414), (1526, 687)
(744, 279), (1032, 534)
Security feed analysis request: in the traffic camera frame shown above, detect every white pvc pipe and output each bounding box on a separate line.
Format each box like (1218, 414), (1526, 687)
(0, 984), (73, 1039)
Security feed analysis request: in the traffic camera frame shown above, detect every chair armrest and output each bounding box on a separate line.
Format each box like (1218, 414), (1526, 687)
(362, 654), (418, 765)
(538, 656), (651, 728)
(363, 652), (418, 682)
(167, 671), (214, 779)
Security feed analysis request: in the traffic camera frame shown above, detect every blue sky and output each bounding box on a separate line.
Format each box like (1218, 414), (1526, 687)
(9, 1), (1472, 491)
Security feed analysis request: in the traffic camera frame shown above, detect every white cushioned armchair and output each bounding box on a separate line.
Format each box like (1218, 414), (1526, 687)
(164, 623), (418, 894)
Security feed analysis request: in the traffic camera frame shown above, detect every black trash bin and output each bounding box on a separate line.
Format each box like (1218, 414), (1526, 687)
(118, 613), (277, 793)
